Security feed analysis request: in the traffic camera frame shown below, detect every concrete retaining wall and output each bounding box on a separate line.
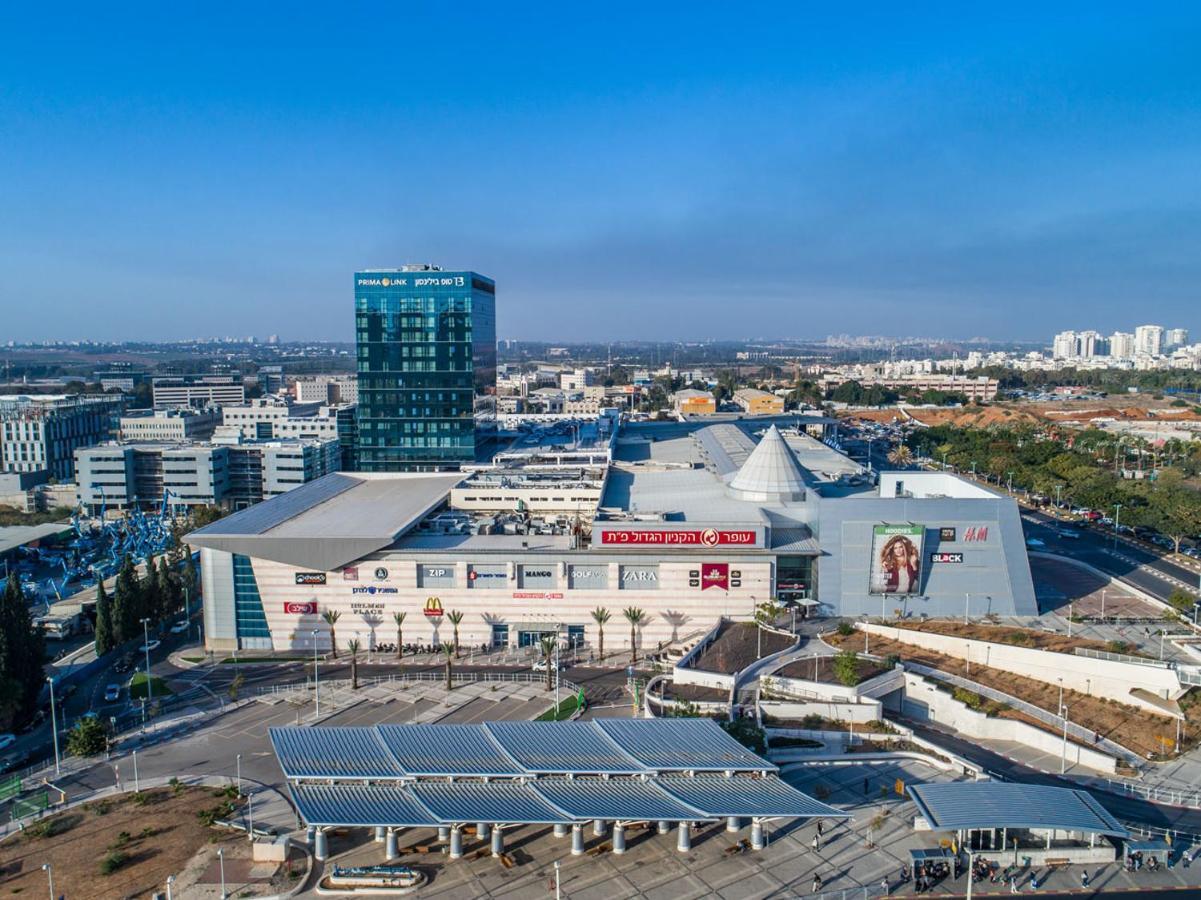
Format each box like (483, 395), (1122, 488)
(760, 698), (882, 724)
(901, 672), (1119, 774)
(861, 622), (1182, 714)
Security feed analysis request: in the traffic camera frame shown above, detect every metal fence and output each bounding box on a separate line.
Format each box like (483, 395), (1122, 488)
(252, 670), (583, 698)
(904, 662), (1143, 767)
(1073, 647), (1173, 669)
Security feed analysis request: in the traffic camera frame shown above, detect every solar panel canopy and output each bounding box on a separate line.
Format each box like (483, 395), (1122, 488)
(909, 783), (1128, 837)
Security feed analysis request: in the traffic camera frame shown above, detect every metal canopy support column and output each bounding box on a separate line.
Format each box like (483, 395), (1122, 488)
(727, 816), (741, 833)
(491, 826), (504, 858)
(374, 825), (385, 842)
(385, 828), (398, 861)
(613, 822), (627, 854)
(751, 820), (765, 850)
(593, 819), (608, 837)
(314, 828), (329, 861)
(658, 820), (670, 835)
(677, 822), (692, 853)
(449, 826), (464, 859)
(477, 822), (491, 840)
(554, 823), (569, 838)
(438, 825), (450, 843)
(571, 824), (585, 856)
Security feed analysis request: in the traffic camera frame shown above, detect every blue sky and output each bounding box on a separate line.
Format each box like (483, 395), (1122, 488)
(2, 3), (1199, 342)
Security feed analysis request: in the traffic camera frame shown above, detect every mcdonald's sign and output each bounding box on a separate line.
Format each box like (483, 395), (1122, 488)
(423, 596), (444, 618)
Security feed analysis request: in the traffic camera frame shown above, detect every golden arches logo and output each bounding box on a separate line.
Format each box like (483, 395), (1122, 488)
(423, 596), (444, 618)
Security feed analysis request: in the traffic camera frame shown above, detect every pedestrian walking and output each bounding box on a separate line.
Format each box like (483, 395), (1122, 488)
(1010, 875), (1020, 893)
(879, 877), (889, 895)
(863, 777), (869, 794)
(812, 833), (821, 851)
(817, 820), (824, 837)
(812, 873), (823, 893)
(1081, 870), (1089, 888)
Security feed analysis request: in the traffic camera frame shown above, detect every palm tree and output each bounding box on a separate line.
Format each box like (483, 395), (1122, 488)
(347, 638), (361, 689)
(539, 635), (556, 692)
(887, 445), (914, 468)
(623, 607), (645, 665)
(447, 610), (464, 657)
(321, 610), (341, 659)
(442, 642), (455, 691)
(393, 611), (406, 661)
(591, 607), (611, 661)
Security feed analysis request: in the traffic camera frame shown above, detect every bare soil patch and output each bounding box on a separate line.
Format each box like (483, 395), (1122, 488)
(0, 786), (282, 899)
(826, 630), (1189, 760)
(690, 622), (795, 674)
(774, 654), (889, 686)
(891, 619), (1130, 656)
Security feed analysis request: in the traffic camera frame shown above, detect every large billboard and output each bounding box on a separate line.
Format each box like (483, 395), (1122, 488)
(868, 523), (924, 594)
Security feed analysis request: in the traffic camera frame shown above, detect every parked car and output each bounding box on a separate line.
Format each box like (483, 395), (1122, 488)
(532, 659), (565, 672)
(0, 735), (16, 751)
(103, 684), (121, 703)
(0, 752), (31, 774)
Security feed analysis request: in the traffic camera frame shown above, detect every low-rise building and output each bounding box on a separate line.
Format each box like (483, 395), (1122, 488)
(119, 407), (221, 442)
(294, 375), (359, 405)
(672, 389), (717, 416)
(733, 388), (785, 415)
(152, 375), (245, 410)
(1, 393), (126, 481)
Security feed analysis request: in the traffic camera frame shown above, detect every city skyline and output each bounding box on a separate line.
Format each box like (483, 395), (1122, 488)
(2, 5), (1201, 343)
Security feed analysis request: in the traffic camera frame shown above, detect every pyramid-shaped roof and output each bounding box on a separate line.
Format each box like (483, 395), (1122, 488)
(727, 425), (807, 502)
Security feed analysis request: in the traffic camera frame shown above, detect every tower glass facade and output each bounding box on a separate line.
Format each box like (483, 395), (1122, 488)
(354, 268), (496, 471)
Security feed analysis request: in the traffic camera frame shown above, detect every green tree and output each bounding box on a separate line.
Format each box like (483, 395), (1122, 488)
(540, 636), (556, 692)
(66, 717), (108, 757)
(393, 611), (406, 661)
(591, 607), (611, 661)
(180, 546), (198, 612)
(1168, 589), (1196, 615)
(447, 610), (464, 657)
(833, 650), (861, 687)
(156, 556), (180, 621)
(321, 609), (341, 658)
(111, 555), (140, 644)
(623, 607), (645, 665)
(347, 638), (361, 690)
(228, 671), (245, 702)
(719, 718), (767, 755)
(442, 641), (455, 691)
(0, 577), (45, 729)
(94, 579), (115, 656)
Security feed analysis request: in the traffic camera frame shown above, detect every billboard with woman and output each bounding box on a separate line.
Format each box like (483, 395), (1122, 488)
(868, 523), (924, 594)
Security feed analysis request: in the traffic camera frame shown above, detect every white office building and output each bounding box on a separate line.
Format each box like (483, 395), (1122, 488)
(119, 408), (221, 442)
(152, 376), (246, 410)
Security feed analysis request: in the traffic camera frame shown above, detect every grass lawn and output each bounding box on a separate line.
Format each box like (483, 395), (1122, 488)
(537, 693), (583, 721)
(128, 672), (173, 700)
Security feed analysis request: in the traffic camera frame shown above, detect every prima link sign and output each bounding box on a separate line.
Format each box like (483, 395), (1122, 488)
(356, 275), (466, 288)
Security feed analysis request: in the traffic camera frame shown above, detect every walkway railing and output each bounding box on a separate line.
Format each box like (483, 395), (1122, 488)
(252, 670), (583, 698)
(1073, 647), (1173, 669)
(904, 662), (1143, 767)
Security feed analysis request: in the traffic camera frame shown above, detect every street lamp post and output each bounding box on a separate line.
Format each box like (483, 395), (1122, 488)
(218, 847), (227, 899)
(47, 676), (60, 776)
(311, 629), (320, 720)
(140, 617), (153, 707)
(1060, 704), (1070, 774)
(236, 753), (242, 795)
(166, 874), (176, 900)
(964, 593), (971, 625)
(1113, 503), (1123, 551)
(42, 863), (53, 900)
(554, 859), (561, 900)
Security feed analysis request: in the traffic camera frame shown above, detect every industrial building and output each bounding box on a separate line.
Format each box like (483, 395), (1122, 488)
(188, 417), (1036, 653)
(76, 435), (340, 513)
(672, 389), (717, 416)
(354, 265), (497, 472)
(733, 388), (785, 415)
(0, 393), (126, 481)
(152, 375), (246, 410)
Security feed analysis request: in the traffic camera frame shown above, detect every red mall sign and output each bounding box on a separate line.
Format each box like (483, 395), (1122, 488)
(600, 529), (756, 548)
(283, 601), (318, 615)
(701, 562), (729, 591)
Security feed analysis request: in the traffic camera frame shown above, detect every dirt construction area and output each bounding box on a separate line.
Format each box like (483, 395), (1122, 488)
(825, 629), (1192, 761)
(0, 787), (297, 899)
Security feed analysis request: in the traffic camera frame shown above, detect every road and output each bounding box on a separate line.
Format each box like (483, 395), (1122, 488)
(1019, 507), (1201, 605)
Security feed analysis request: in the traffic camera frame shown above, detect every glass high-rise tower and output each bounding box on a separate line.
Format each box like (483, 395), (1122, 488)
(354, 266), (496, 471)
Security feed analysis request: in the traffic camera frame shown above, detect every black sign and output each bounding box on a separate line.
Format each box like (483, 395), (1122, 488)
(731, 579), (742, 588)
(731, 570), (742, 578)
(374, 567), (389, 580)
(524, 570), (553, 578)
(931, 552), (963, 564)
(688, 579), (700, 588)
(939, 527), (957, 542)
(295, 572), (327, 585)
(688, 570), (700, 578)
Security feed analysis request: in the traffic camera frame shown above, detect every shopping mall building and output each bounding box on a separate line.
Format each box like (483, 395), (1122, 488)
(190, 419), (1037, 653)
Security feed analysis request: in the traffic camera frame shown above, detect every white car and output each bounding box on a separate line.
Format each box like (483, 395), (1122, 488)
(103, 684), (121, 702)
(169, 621), (189, 634)
(138, 640), (161, 653)
(0, 735), (15, 751)
(1025, 538), (1046, 549)
(532, 659), (564, 673)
